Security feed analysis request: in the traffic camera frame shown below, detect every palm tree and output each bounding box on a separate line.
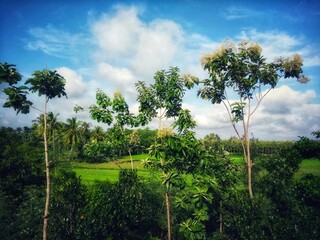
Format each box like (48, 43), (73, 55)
(32, 112), (61, 152)
(32, 114), (45, 137)
(47, 112), (62, 161)
(80, 121), (92, 145)
(63, 117), (81, 160)
(91, 126), (104, 143)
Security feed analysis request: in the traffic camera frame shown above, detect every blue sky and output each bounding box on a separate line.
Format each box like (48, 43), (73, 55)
(0, 0), (319, 140)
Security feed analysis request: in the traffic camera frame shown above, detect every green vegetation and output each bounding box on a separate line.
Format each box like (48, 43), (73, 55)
(1, 43), (320, 240)
(298, 158), (320, 177)
(72, 154), (320, 184)
(1, 120), (320, 239)
(72, 155), (150, 184)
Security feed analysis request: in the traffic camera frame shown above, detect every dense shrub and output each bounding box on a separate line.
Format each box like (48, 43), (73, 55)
(294, 136), (320, 159)
(84, 169), (165, 239)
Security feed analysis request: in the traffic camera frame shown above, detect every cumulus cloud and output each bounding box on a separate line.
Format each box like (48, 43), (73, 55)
(91, 6), (143, 59)
(96, 63), (135, 85)
(56, 67), (86, 98)
(91, 5), (184, 80)
(250, 86), (320, 140)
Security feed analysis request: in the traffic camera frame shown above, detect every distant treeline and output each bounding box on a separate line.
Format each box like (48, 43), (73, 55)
(221, 140), (294, 155)
(218, 138), (320, 158)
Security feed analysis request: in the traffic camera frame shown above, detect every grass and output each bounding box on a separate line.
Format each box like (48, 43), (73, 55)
(72, 154), (152, 184)
(297, 158), (320, 177)
(72, 154), (320, 185)
(229, 154), (244, 164)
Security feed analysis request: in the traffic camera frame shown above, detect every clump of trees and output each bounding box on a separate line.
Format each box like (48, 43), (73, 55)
(1, 126), (319, 239)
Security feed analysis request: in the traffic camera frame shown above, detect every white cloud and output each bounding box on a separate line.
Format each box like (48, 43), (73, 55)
(26, 24), (89, 60)
(95, 62), (137, 98)
(91, 6), (143, 59)
(131, 19), (184, 78)
(96, 62), (136, 85)
(251, 86), (320, 140)
(56, 67), (86, 98)
(91, 5), (185, 80)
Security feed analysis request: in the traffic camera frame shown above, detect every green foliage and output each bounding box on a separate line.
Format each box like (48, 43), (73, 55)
(1, 125), (320, 239)
(202, 132), (222, 154)
(153, 67), (185, 117)
(222, 152), (320, 240)
(90, 89), (135, 127)
(15, 187), (44, 239)
(1, 64), (67, 115)
(172, 109), (196, 134)
(147, 131), (204, 176)
(134, 128), (157, 154)
(136, 66), (186, 120)
(85, 170), (164, 239)
(0, 127), (44, 201)
(83, 140), (118, 162)
(294, 135), (320, 159)
(312, 130), (320, 139)
(0, 127), (45, 240)
(257, 149), (302, 197)
(25, 69), (67, 99)
(49, 170), (89, 239)
(230, 102), (246, 122)
(176, 177), (215, 239)
(3, 86), (32, 113)
(222, 191), (275, 240)
(0, 62), (22, 85)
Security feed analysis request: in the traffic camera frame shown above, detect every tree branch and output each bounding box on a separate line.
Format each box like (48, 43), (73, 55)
(222, 100), (242, 140)
(250, 87), (272, 117)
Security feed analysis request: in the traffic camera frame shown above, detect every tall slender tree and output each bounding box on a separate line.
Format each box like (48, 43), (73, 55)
(136, 66), (188, 240)
(1, 63), (67, 240)
(185, 39), (307, 198)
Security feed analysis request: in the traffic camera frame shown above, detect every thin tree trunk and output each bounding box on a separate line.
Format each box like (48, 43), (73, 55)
(158, 108), (171, 240)
(219, 200), (223, 236)
(246, 138), (253, 199)
(246, 100), (253, 199)
(243, 124), (253, 199)
(69, 144), (74, 161)
(165, 191), (171, 240)
(129, 148), (134, 171)
(43, 98), (50, 240)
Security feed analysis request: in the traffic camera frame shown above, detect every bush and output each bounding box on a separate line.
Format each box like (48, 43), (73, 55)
(82, 170), (165, 239)
(294, 136), (320, 159)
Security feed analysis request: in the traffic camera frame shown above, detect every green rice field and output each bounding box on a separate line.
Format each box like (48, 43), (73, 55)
(72, 154), (320, 185)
